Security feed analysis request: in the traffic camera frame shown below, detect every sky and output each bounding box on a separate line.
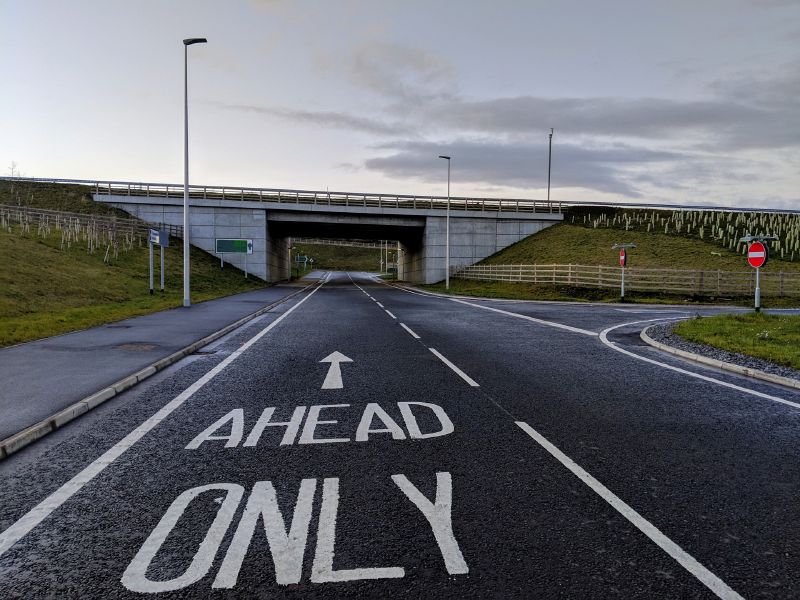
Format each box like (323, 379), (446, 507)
(1, 0), (798, 208)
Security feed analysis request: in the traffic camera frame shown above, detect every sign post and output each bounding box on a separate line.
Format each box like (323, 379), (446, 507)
(739, 235), (776, 312)
(215, 238), (254, 278)
(149, 229), (170, 294)
(612, 243), (637, 301)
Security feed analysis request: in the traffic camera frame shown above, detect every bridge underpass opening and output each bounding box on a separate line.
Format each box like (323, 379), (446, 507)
(266, 212), (423, 282)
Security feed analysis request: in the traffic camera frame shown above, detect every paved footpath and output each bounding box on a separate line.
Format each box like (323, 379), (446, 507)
(0, 284), (303, 441)
(1, 271), (799, 598)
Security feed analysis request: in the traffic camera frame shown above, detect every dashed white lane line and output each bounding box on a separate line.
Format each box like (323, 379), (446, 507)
(385, 310), (397, 319)
(515, 421), (743, 600)
(449, 298), (598, 336)
(400, 323), (421, 339)
(376, 302), (385, 308)
(0, 283), (326, 558)
(428, 348), (480, 387)
(600, 319), (800, 410)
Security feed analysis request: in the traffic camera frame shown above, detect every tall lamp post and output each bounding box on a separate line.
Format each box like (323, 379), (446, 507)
(182, 37), (207, 308)
(547, 128), (553, 212)
(438, 155), (451, 289)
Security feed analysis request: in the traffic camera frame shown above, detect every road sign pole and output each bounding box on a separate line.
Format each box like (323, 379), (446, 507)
(148, 241), (154, 295)
(755, 267), (761, 312)
(160, 245), (165, 292)
(245, 253), (248, 279)
(621, 266), (625, 300)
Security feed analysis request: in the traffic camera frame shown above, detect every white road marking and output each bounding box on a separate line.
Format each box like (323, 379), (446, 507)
(428, 348), (480, 387)
(385, 309), (397, 319)
(311, 478), (405, 582)
(515, 421), (743, 600)
(392, 472), (468, 574)
(0, 283), (325, 558)
(449, 298), (598, 336)
(376, 302), (385, 308)
(599, 319), (800, 410)
(400, 323), (421, 339)
(320, 351), (353, 389)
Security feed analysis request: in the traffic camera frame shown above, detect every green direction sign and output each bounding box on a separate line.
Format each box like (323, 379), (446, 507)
(215, 239), (253, 254)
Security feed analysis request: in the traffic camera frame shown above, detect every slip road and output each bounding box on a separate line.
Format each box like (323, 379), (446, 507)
(1, 271), (799, 598)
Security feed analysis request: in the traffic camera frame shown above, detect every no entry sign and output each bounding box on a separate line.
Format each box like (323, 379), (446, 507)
(619, 248), (627, 267)
(747, 241), (767, 269)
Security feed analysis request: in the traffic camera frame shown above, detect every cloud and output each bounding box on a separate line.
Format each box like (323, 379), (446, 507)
(346, 42), (457, 102)
(207, 101), (406, 136)
(363, 139), (686, 197)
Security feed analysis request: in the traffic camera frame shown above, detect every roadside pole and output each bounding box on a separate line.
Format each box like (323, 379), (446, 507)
(160, 244), (165, 292)
(612, 243), (637, 302)
(148, 240), (154, 295)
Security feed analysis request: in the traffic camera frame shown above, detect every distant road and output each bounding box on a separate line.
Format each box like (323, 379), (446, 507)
(1, 271), (798, 598)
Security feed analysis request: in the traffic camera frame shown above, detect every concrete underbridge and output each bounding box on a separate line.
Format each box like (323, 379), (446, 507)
(86, 180), (564, 283)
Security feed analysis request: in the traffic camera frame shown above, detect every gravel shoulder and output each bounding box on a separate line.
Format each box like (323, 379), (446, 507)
(647, 321), (800, 383)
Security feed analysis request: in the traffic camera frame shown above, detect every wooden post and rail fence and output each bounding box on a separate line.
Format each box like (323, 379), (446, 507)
(453, 264), (800, 297)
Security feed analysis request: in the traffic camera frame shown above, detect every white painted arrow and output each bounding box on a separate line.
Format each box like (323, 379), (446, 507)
(320, 351), (353, 389)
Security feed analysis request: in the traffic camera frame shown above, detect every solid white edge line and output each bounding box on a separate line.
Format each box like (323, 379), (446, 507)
(599, 319), (800, 410)
(0, 283), (326, 558)
(400, 323), (421, 339)
(449, 297), (598, 336)
(385, 310), (397, 319)
(515, 421), (743, 599)
(428, 348), (480, 387)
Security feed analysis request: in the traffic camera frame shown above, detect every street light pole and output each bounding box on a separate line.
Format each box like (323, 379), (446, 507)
(547, 128), (553, 212)
(438, 155), (451, 289)
(182, 37), (207, 308)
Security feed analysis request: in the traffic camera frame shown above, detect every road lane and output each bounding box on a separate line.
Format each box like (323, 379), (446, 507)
(1, 272), (796, 597)
(363, 277), (800, 598)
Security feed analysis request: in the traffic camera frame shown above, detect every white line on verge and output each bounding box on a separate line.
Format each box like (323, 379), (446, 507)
(385, 309), (397, 319)
(600, 319), (800, 410)
(515, 421), (743, 600)
(429, 348), (480, 387)
(400, 323), (420, 339)
(448, 298), (598, 336)
(0, 283), (325, 558)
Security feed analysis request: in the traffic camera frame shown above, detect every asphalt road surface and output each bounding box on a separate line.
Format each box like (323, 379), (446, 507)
(2, 271), (799, 599)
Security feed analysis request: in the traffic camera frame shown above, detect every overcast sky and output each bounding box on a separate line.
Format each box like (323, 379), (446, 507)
(2, 0), (798, 208)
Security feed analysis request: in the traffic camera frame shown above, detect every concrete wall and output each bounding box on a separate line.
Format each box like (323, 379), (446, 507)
(96, 194), (562, 284)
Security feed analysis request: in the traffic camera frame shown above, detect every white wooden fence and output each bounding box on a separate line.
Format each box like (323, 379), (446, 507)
(454, 264), (800, 296)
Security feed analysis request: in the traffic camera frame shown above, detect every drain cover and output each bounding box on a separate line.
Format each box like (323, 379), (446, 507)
(116, 343), (158, 351)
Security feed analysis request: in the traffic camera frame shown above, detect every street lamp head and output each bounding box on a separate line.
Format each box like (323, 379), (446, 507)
(438, 155), (451, 160)
(183, 38), (208, 46)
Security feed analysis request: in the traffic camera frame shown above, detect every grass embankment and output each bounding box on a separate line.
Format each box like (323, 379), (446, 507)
(482, 223), (800, 272)
(427, 223), (800, 306)
(292, 243), (382, 272)
(674, 313), (800, 370)
(0, 180), (262, 347)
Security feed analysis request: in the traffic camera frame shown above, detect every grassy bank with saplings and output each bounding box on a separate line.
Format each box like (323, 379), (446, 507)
(674, 313), (800, 370)
(0, 180), (262, 347)
(292, 243), (382, 273)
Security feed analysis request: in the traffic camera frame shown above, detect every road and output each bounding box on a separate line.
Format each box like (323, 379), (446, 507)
(1, 271), (799, 599)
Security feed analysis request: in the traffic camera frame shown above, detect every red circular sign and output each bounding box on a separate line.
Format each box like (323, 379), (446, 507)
(619, 248), (627, 267)
(747, 241), (767, 269)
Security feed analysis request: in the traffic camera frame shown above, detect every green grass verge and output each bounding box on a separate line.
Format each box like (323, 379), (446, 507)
(674, 313), (800, 370)
(0, 226), (262, 347)
(484, 223), (800, 272)
(420, 279), (800, 307)
(292, 243), (383, 272)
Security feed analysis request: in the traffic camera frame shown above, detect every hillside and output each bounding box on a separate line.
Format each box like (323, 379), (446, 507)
(0, 180), (262, 347)
(482, 223), (800, 273)
(293, 242), (383, 272)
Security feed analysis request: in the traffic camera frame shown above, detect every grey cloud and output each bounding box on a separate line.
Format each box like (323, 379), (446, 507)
(363, 139), (685, 198)
(207, 101), (406, 136)
(347, 42), (457, 102)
